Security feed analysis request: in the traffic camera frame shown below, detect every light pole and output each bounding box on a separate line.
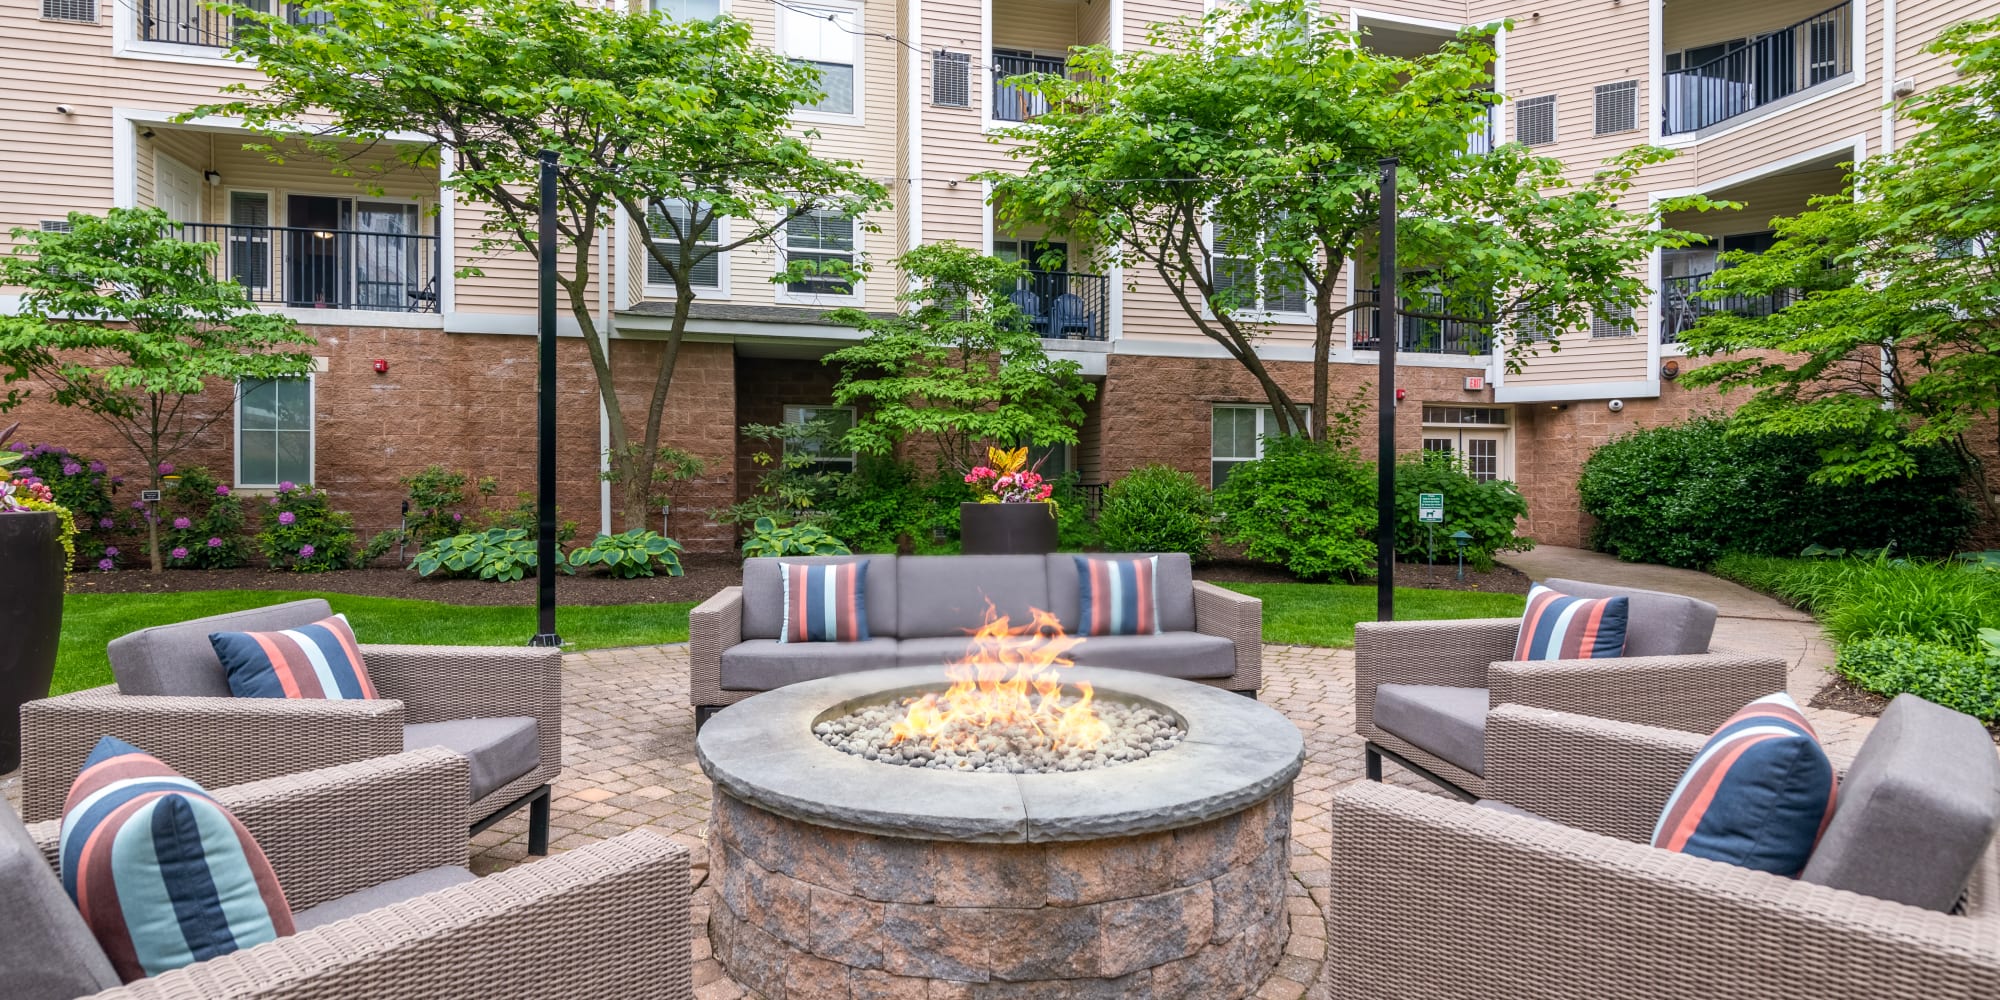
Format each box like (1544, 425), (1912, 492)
(1375, 157), (1398, 622)
(530, 150), (562, 648)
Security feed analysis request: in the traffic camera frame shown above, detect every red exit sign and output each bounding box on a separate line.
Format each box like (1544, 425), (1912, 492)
(1464, 376), (1486, 391)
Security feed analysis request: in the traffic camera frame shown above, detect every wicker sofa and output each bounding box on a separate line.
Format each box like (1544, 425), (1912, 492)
(1328, 697), (2000, 999)
(690, 553), (1263, 723)
(19, 599), (562, 855)
(5, 748), (692, 1000)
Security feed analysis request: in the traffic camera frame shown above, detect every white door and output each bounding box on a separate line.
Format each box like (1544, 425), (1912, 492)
(1421, 429), (1512, 482)
(155, 154), (203, 225)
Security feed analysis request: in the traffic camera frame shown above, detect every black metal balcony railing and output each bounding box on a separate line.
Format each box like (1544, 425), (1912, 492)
(1658, 271), (1797, 343)
(1465, 113), (1497, 155)
(176, 223), (441, 313)
(1353, 288), (1495, 356)
(992, 51), (1068, 122)
(1003, 271), (1110, 341)
(140, 0), (329, 46)
(1663, 0), (1853, 135)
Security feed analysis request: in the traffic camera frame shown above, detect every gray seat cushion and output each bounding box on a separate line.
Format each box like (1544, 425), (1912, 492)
(893, 632), (1235, 679)
(293, 865), (478, 931)
(720, 638), (901, 691)
(108, 598), (335, 696)
(405, 717), (540, 802)
(1044, 553), (1197, 634)
(897, 555), (1051, 639)
(1375, 684), (1489, 776)
(742, 556), (897, 641)
(0, 807), (120, 1000)
(1800, 694), (2000, 912)
(1542, 578), (1715, 657)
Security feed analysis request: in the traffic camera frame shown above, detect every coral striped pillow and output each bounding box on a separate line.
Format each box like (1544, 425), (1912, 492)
(779, 559), (872, 643)
(61, 737), (293, 982)
(1653, 693), (1838, 876)
(210, 613), (378, 700)
(1514, 584), (1629, 661)
(1076, 555), (1162, 637)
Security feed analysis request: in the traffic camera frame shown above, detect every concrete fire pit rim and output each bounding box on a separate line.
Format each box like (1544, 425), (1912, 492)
(696, 665), (1304, 842)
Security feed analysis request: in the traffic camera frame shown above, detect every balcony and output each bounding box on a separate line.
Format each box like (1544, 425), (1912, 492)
(1002, 271), (1110, 341)
(1662, 0), (1853, 135)
(1658, 271), (1796, 343)
(176, 223), (441, 313)
(140, 0), (327, 46)
(1354, 288), (1494, 356)
(992, 51), (1069, 123)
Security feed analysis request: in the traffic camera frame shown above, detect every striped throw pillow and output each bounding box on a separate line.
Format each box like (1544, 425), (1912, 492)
(1514, 584), (1629, 661)
(779, 559), (872, 643)
(1076, 555), (1162, 637)
(210, 612), (378, 700)
(61, 737), (293, 982)
(1653, 693), (1838, 876)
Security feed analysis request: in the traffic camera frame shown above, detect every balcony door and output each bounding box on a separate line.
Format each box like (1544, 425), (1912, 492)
(286, 195), (349, 308)
(156, 154), (203, 225)
(285, 196), (420, 309)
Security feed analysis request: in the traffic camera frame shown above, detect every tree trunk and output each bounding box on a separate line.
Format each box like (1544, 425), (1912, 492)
(1311, 279), (1336, 443)
(145, 469), (162, 573)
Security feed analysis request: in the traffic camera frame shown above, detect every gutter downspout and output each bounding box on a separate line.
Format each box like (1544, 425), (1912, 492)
(599, 221), (614, 536)
(1880, 0), (1898, 154)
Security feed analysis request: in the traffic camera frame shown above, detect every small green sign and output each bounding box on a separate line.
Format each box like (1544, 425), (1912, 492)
(1417, 492), (1445, 523)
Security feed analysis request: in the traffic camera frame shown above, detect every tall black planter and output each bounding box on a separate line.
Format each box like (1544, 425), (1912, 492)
(0, 511), (63, 774)
(960, 502), (1058, 555)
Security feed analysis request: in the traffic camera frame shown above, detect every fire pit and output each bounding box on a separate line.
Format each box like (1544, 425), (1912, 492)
(697, 662), (1302, 998)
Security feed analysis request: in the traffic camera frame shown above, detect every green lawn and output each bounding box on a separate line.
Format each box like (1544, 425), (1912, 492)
(1217, 582), (1525, 648)
(54, 591), (691, 695)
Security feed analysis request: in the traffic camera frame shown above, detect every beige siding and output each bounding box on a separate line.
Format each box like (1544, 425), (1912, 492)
(918, 0), (989, 247)
(1662, 165), (1848, 238)
(1663, 0), (1854, 53)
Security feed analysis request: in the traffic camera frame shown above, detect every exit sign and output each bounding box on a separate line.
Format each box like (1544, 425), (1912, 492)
(1464, 376), (1485, 391)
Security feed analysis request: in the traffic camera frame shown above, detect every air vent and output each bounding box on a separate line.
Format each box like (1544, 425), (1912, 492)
(39, 219), (73, 233)
(932, 50), (970, 108)
(41, 0), (96, 21)
(1594, 81), (1638, 135)
(1591, 305), (1634, 338)
(1516, 95), (1556, 147)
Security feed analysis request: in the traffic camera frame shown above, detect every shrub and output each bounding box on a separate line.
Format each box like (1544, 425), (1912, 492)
(258, 483), (355, 572)
(400, 465), (490, 548)
(1097, 465), (1212, 559)
(413, 528), (545, 581)
(742, 517), (852, 558)
(1836, 635), (2000, 723)
(1213, 435), (1376, 581)
(1051, 474), (1098, 552)
(1393, 451), (1532, 571)
(161, 467), (250, 569)
(13, 443), (130, 568)
(568, 530), (685, 578)
(820, 458), (926, 553)
(1578, 416), (1976, 568)
(1713, 554), (2000, 649)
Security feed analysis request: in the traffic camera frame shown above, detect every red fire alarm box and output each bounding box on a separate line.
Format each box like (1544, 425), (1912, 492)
(373, 359), (389, 374)
(1464, 375), (1485, 391)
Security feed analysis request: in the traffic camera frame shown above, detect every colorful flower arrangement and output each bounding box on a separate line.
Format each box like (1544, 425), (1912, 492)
(10, 440), (130, 569)
(964, 446), (1056, 506)
(0, 423), (79, 579)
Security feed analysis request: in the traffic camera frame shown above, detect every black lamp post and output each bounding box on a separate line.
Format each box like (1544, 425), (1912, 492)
(529, 150), (562, 648)
(1375, 157), (1399, 622)
(1449, 530), (1472, 581)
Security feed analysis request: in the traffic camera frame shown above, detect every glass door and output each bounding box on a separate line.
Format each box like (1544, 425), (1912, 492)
(353, 201), (420, 310)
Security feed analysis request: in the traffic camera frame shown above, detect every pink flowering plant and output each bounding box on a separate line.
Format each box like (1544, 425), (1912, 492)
(963, 446), (1057, 507)
(10, 441), (128, 569)
(0, 423), (80, 578)
(160, 467), (250, 569)
(256, 481), (355, 572)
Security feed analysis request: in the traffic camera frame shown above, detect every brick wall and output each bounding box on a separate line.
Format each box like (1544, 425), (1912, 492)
(732, 353), (844, 505)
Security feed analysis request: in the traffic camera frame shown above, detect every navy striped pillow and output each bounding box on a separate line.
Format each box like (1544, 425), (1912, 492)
(779, 559), (871, 643)
(1514, 584), (1629, 661)
(1654, 693), (1838, 876)
(210, 613), (378, 700)
(1076, 556), (1162, 636)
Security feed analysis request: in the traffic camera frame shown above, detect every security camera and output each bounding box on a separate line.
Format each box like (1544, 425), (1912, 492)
(1607, 399), (1625, 413)
(55, 104), (72, 116)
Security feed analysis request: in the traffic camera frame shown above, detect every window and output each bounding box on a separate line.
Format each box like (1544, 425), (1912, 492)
(1594, 81), (1638, 135)
(1210, 224), (1307, 317)
(1516, 95), (1556, 147)
(42, 0), (94, 21)
(780, 3), (860, 117)
(782, 404), (856, 474)
(1211, 405), (1306, 486)
(236, 377), (313, 488)
(645, 199), (723, 292)
(1422, 407), (1509, 483)
(652, 0), (720, 19)
(1421, 405), (1507, 426)
(782, 210), (858, 299)
(228, 192), (273, 294)
(1513, 309), (1560, 343)
(932, 50), (971, 108)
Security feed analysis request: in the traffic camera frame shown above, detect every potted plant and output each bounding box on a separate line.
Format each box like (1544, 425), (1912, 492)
(960, 446), (1059, 554)
(0, 422), (72, 772)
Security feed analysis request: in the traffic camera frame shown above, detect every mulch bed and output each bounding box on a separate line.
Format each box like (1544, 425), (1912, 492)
(66, 553), (745, 607)
(1810, 674), (2000, 742)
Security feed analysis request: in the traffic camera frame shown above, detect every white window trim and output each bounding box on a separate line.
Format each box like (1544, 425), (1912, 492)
(1202, 220), (1312, 324)
(642, 200), (731, 301)
(650, 0), (729, 20)
(1210, 404), (1307, 485)
(233, 373), (316, 489)
(778, 0), (865, 127)
(774, 210), (865, 307)
(782, 403), (858, 470)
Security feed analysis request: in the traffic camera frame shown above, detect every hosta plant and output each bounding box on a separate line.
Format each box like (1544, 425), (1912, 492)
(568, 529), (684, 579)
(412, 527), (548, 582)
(741, 517), (851, 558)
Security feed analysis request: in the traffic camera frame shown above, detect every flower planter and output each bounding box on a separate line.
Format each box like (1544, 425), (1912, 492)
(0, 510), (64, 773)
(959, 501), (1057, 555)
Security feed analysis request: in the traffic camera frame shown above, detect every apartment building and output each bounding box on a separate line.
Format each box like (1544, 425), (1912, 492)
(0, 0), (1982, 552)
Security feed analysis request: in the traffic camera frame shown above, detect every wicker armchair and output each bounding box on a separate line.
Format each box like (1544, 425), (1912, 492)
(19, 599), (562, 856)
(1354, 577), (1785, 798)
(1328, 702), (2000, 1000)
(6, 749), (692, 1000)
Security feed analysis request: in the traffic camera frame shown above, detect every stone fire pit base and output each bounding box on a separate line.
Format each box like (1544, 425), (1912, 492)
(709, 789), (1292, 998)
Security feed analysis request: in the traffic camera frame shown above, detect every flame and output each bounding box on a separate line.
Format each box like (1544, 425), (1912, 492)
(887, 603), (1106, 754)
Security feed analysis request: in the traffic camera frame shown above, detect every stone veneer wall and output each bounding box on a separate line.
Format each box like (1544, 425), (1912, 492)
(708, 789), (1294, 1000)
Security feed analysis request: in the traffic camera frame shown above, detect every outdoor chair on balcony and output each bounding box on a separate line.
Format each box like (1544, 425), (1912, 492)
(5, 748), (692, 1000)
(1009, 287), (1046, 334)
(18, 599), (561, 854)
(1355, 578), (1785, 798)
(1048, 291), (1091, 339)
(1328, 696), (2000, 999)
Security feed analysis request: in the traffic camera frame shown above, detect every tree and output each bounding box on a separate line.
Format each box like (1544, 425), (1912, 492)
(991, 0), (1719, 441)
(1678, 16), (2000, 517)
(823, 243), (1096, 471)
(209, 0), (888, 528)
(0, 209), (314, 571)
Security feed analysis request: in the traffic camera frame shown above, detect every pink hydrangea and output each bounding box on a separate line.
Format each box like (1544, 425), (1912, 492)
(97, 517), (114, 529)
(207, 537), (223, 548)
(62, 462), (82, 476)
(96, 558), (114, 571)
(215, 485), (231, 496)
(157, 462), (174, 475)
(298, 544), (316, 558)
(277, 481), (296, 493)
(172, 517), (191, 530)
(88, 460), (106, 473)
(278, 511), (296, 525)
(170, 546), (189, 560)
(104, 546), (119, 557)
